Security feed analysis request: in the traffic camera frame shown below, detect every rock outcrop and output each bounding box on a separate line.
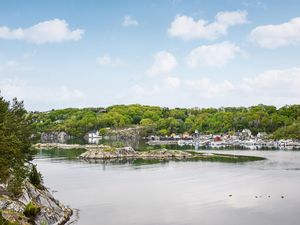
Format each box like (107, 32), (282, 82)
(79, 146), (138, 159)
(0, 181), (72, 225)
(78, 145), (266, 163)
(41, 132), (70, 143)
(34, 143), (110, 150)
(79, 146), (195, 160)
(106, 127), (145, 141)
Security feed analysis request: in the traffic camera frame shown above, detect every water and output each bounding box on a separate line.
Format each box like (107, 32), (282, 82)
(34, 149), (300, 225)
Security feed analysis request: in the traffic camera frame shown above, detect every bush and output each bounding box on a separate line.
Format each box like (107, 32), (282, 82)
(99, 128), (107, 136)
(111, 141), (125, 148)
(23, 202), (41, 218)
(7, 164), (29, 197)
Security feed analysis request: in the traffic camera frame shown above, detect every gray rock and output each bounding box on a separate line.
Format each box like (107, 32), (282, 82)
(0, 181), (72, 225)
(41, 132), (70, 143)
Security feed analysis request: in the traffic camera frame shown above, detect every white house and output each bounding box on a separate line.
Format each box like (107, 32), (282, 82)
(88, 130), (101, 138)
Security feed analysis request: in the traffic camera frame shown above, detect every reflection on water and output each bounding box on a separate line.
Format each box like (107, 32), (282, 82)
(35, 148), (86, 160)
(34, 149), (300, 225)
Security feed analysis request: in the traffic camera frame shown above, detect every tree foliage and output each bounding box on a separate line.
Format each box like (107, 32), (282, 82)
(31, 104), (300, 139)
(0, 96), (35, 196)
(29, 164), (43, 188)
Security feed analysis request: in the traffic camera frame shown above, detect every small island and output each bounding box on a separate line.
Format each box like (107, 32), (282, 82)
(80, 147), (266, 163)
(34, 143), (266, 163)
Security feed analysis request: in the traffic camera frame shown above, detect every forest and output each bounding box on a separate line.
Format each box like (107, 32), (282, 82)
(31, 104), (300, 140)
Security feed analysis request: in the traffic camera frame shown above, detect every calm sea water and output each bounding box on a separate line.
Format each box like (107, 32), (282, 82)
(34, 149), (300, 225)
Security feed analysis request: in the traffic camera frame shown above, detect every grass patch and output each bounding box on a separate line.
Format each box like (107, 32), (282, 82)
(102, 146), (116, 152)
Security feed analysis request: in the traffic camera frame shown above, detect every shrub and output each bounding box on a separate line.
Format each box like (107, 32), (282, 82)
(7, 164), (29, 197)
(29, 165), (43, 188)
(111, 141), (125, 148)
(23, 202), (41, 218)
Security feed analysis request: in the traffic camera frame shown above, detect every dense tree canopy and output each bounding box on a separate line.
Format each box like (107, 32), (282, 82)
(31, 104), (300, 139)
(0, 96), (35, 195)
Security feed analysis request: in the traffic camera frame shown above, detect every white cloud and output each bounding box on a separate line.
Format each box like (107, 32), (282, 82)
(168, 10), (247, 40)
(0, 19), (84, 44)
(122, 16), (139, 27)
(147, 51), (177, 76)
(97, 55), (125, 67)
(22, 51), (37, 59)
(2, 67), (300, 110)
(240, 67), (300, 98)
(185, 78), (235, 97)
(250, 17), (300, 48)
(164, 76), (181, 89)
(131, 84), (160, 95)
(125, 67), (300, 107)
(0, 60), (34, 73)
(187, 42), (241, 68)
(97, 55), (112, 65)
(242, 1), (266, 9)
(59, 86), (85, 101)
(0, 79), (86, 110)
(0, 78), (26, 98)
(6, 61), (17, 67)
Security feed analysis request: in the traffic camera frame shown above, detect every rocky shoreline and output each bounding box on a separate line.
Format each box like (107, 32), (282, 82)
(0, 181), (72, 225)
(34, 142), (105, 150)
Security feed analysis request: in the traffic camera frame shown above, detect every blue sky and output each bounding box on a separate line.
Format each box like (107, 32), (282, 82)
(0, 0), (300, 110)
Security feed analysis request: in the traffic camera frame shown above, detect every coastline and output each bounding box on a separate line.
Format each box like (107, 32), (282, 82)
(0, 181), (72, 225)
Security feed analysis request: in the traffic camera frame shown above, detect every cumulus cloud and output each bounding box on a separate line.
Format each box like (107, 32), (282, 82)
(164, 76), (181, 89)
(126, 67), (300, 107)
(240, 67), (300, 97)
(187, 42), (241, 68)
(0, 79), (26, 98)
(122, 16), (139, 27)
(250, 17), (300, 48)
(97, 55), (125, 67)
(97, 55), (112, 65)
(59, 86), (85, 101)
(168, 10), (247, 40)
(131, 84), (160, 95)
(147, 51), (177, 76)
(0, 19), (84, 44)
(0, 79), (86, 110)
(242, 0), (266, 9)
(185, 78), (235, 97)
(0, 60), (34, 73)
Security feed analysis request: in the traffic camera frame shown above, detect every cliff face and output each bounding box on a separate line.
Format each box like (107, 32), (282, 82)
(41, 132), (70, 143)
(0, 181), (72, 225)
(105, 127), (145, 140)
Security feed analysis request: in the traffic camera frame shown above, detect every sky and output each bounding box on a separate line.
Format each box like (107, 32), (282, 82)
(0, 0), (300, 111)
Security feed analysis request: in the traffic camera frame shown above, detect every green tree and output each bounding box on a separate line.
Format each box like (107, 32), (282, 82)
(0, 96), (34, 196)
(29, 164), (43, 188)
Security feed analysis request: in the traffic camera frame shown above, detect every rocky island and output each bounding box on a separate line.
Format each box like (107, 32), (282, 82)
(34, 143), (266, 163)
(79, 146), (265, 163)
